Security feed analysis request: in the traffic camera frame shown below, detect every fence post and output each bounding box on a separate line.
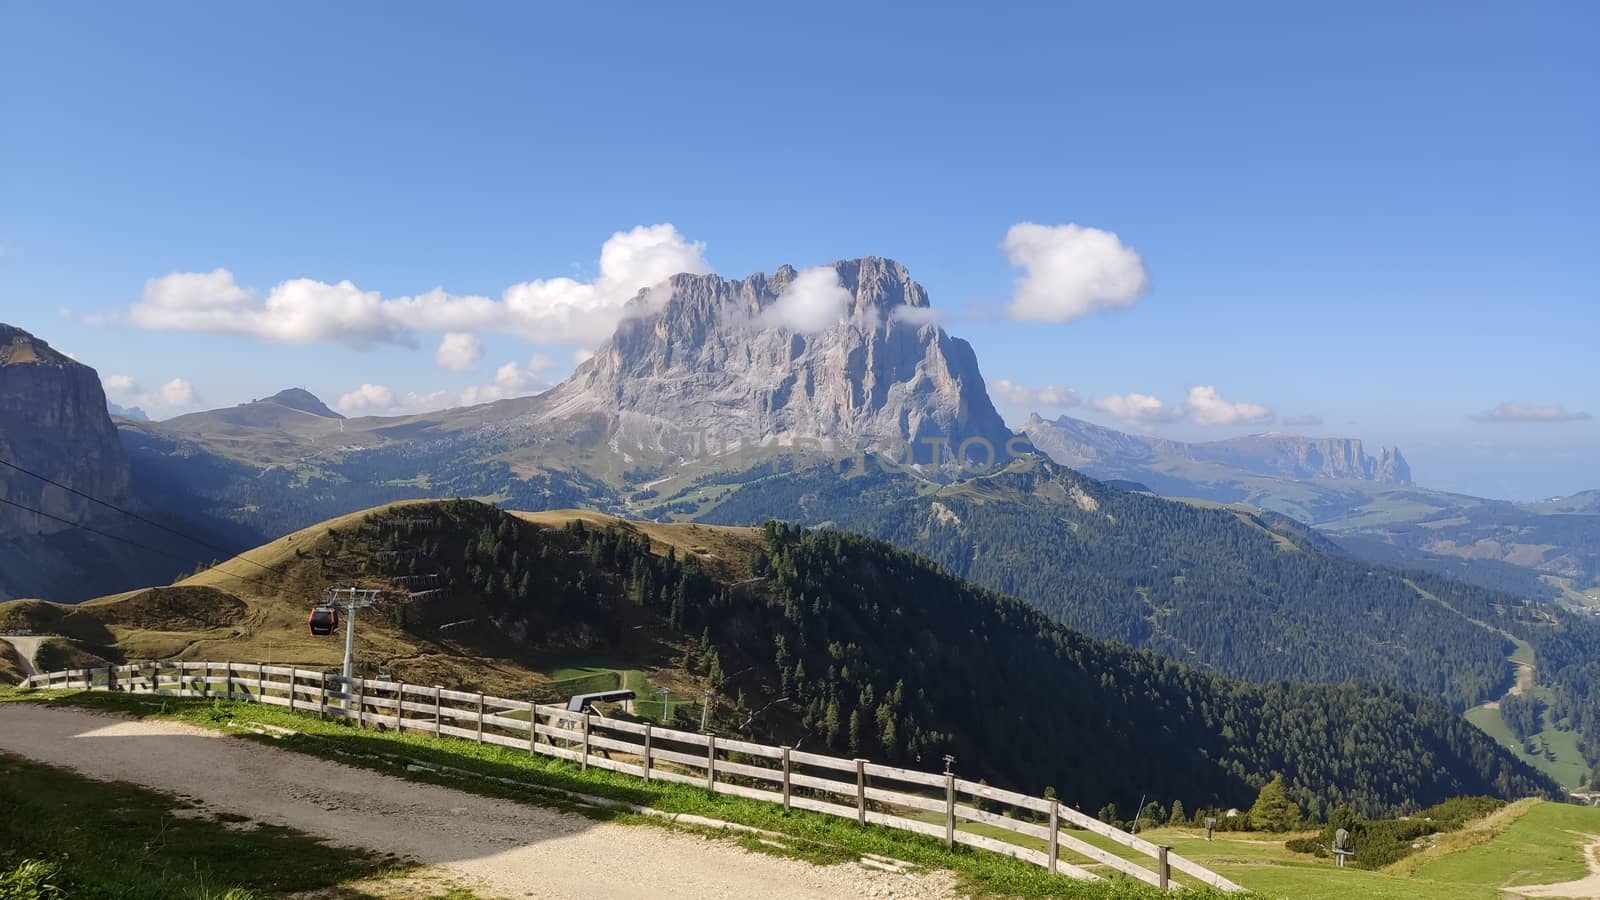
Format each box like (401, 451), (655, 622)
(434, 685), (443, 736)
(706, 735), (716, 792)
(856, 759), (867, 825)
(528, 704), (538, 756)
(318, 673), (327, 721)
(945, 773), (956, 850)
(395, 682), (405, 732)
(1048, 801), (1060, 874)
(256, 663), (264, 702)
(1158, 845), (1171, 889)
(357, 678), (366, 728)
(643, 724), (653, 780)
(476, 693), (485, 744)
(225, 662), (233, 700)
(781, 746), (792, 812)
(581, 712), (591, 771)
(107, 663), (116, 693)
(288, 670), (296, 712)
(203, 661), (211, 698)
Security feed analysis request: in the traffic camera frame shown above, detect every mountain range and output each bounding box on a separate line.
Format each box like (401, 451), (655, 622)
(1021, 414), (1600, 600)
(0, 254), (1596, 792)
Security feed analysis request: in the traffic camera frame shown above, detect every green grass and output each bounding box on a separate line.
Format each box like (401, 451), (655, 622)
(1099, 806), (1600, 900)
(540, 662), (689, 723)
(1413, 800), (1598, 889)
(1463, 690), (1589, 789)
(1, 687), (1230, 900)
(1508, 638), (1536, 668)
(0, 750), (398, 899)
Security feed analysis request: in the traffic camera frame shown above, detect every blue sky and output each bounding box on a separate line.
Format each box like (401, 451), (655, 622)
(2, 1), (1595, 499)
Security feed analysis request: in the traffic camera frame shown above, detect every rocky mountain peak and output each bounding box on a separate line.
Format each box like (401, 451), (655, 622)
(539, 257), (1011, 467)
(0, 323), (75, 369)
(259, 388), (343, 420)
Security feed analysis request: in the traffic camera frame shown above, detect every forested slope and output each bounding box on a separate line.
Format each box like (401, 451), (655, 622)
(699, 457), (1518, 711)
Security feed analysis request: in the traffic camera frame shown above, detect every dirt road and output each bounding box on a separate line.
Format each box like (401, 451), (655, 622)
(0, 636), (42, 680)
(1511, 836), (1600, 898)
(0, 705), (956, 899)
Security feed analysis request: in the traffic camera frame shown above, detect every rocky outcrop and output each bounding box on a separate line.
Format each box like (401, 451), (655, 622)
(0, 323), (132, 542)
(1198, 434), (1413, 484)
(1021, 415), (1413, 485)
(536, 257), (1014, 467)
(1375, 446), (1412, 485)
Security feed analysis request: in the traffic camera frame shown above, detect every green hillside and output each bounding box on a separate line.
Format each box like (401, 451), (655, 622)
(0, 500), (1560, 819)
(700, 457), (1529, 711)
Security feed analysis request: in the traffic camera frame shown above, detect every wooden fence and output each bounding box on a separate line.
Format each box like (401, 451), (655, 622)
(20, 662), (1242, 892)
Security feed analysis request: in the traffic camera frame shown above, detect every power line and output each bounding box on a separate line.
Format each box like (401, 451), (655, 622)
(0, 494), (279, 592)
(0, 496), (199, 567)
(0, 455), (272, 573)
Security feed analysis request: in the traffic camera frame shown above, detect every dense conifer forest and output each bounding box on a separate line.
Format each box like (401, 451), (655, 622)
(381, 502), (1558, 819)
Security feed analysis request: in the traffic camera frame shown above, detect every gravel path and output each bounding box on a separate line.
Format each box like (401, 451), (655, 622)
(0, 705), (959, 900)
(1511, 836), (1600, 898)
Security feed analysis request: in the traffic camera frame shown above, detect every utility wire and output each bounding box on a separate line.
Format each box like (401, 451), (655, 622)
(0, 484), (280, 591)
(0, 496), (200, 568)
(0, 456), (273, 572)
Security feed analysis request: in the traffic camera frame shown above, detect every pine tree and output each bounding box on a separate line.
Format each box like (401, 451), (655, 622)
(1248, 775), (1302, 832)
(1168, 800), (1186, 826)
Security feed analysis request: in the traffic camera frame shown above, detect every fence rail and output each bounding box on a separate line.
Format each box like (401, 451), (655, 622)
(18, 662), (1242, 892)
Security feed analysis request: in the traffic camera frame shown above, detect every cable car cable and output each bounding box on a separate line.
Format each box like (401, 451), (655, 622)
(0, 455), (274, 573)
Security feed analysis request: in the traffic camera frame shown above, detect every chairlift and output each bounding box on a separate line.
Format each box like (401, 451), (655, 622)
(308, 605), (338, 636)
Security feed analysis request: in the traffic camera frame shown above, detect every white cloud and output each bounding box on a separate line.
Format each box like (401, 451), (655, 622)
(989, 378), (1081, 411)
(102, 373), (201, 414)
(574, 348), (595, 367)
(1184, 385), (1273, 426)
(1091, 385), (1274, 426)
(1472, 402), (1593, 424)
(109, 224), (710, 349)
(890, 305), (947, 327)
(1002, 222), (1149, 323)
(759, 266), (854, 333)
(1092, 393), (1179, 424)
(337, 355), (560, 417)
(460, 355), (556, 406)
(160, 378), (197, 406)
(337, 383), (396, 415)
(434, 332), (483, 371)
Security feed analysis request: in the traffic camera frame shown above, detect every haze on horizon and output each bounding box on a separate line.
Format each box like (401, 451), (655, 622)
(1, 2), (1594, 500)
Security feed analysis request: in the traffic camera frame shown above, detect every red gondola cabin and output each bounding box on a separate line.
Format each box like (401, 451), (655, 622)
(308, 606), (337, 636)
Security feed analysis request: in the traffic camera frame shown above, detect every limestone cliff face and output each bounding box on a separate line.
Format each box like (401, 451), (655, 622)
(0, 323), (132, 541)
(1020, 415), (1413, 485)
(537, 257), (1014, 465)
(1199, 435), (1412, 484)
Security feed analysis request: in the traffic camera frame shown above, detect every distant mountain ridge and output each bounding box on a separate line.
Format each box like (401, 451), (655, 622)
(1022, 413), (1412, 484)
(162, 386), (344, 432)
(1019, 413), (1597, 597)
